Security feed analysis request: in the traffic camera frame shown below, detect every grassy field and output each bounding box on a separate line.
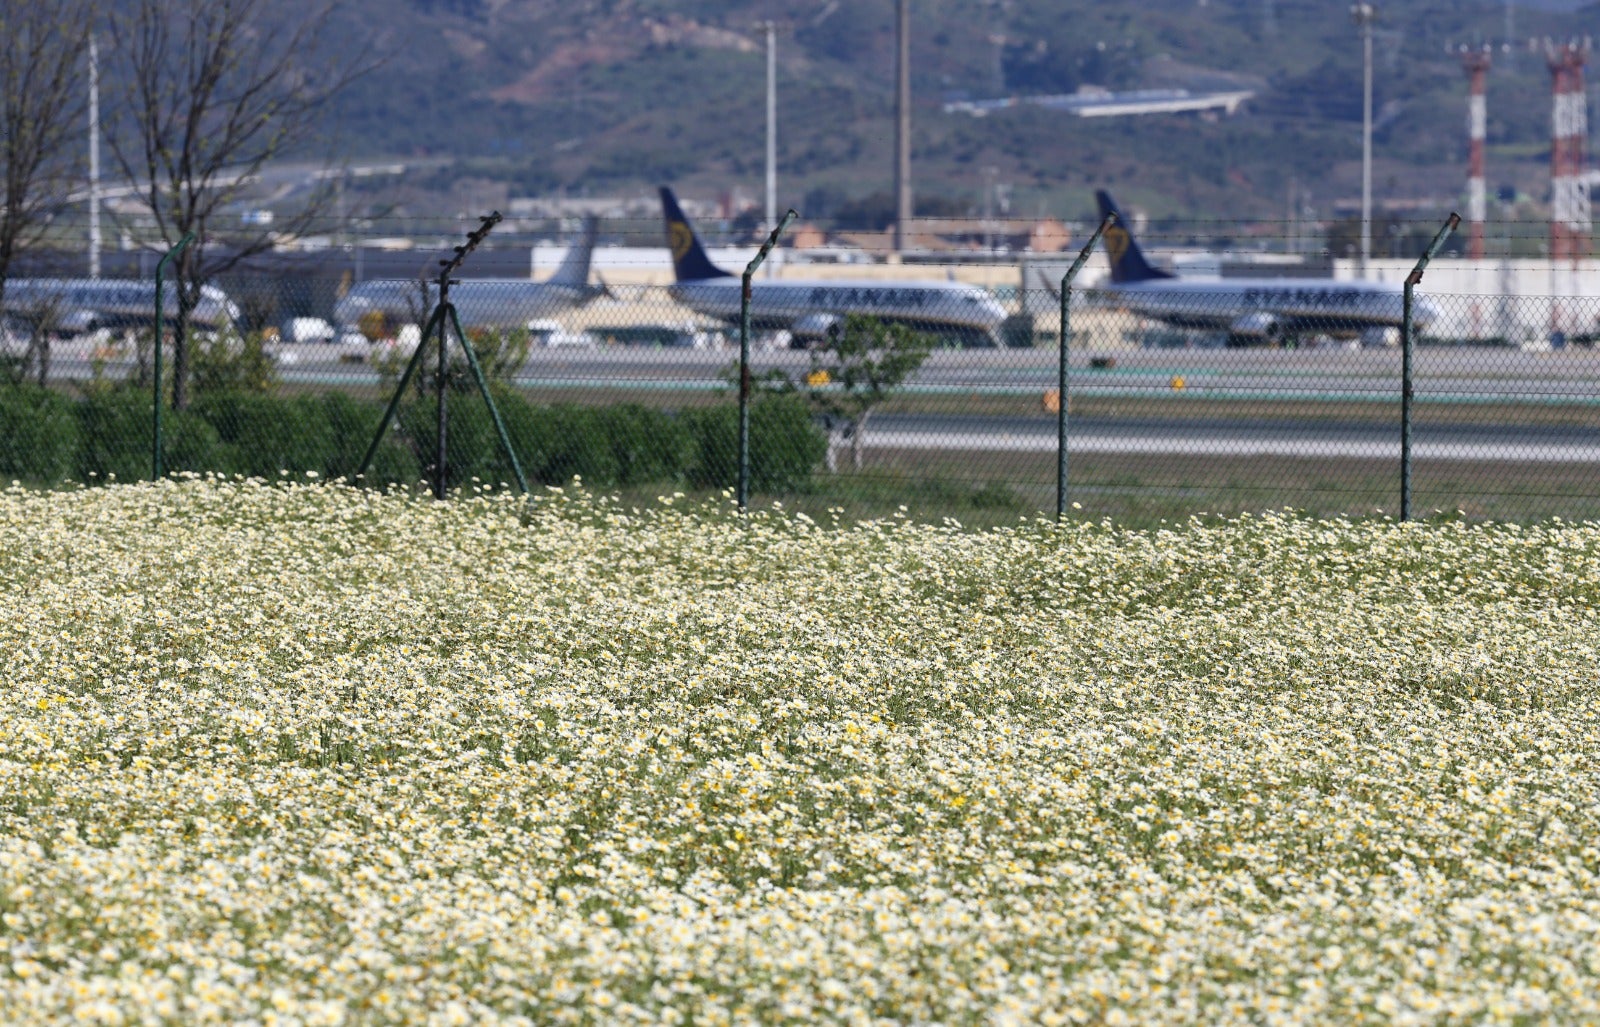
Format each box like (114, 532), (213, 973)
(724, 449), (1600, 530)
(4, 480), (1600, 1022)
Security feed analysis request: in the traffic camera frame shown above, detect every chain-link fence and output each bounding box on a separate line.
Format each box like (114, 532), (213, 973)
(7, 236), (1600, 526)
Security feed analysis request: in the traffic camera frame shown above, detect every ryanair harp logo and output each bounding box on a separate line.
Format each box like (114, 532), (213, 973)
(1104, 225), (1131, 266)
(669, 221), (694, 262)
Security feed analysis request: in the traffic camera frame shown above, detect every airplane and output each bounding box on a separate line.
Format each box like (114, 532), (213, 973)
(0, 278), (241, 335)
(331, 215), (604, 336)
(659, 186), (1010, 347)
(1090, 190), (1439, 347)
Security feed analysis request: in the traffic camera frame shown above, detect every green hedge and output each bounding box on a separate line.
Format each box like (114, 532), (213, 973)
(0, 386), (78, 482)
(0, 387), (825, 493)
(74, 390), (228, 483)
(391, 391), (705, 490)
(0, 385), (78, 483)
(682, 393), (828, 493)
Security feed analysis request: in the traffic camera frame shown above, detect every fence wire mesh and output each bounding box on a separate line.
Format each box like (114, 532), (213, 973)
(5, 250), (1600, 526)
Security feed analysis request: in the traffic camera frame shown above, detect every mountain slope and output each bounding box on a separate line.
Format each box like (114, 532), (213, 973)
(303, 0), (1600, 224)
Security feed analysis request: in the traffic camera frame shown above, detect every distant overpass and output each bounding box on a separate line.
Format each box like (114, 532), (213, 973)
(944, 87), (1254, 119)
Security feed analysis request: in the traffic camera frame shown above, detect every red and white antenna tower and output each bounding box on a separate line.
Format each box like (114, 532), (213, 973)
(1547, 40), (1590, 264)
(1461, 46), (1492, 260)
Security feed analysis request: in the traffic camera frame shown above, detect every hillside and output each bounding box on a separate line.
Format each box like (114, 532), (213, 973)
(290, 1), (1600, 225)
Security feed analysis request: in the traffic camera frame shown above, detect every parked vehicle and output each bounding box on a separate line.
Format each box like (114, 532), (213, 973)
(281, 316), (337, 344)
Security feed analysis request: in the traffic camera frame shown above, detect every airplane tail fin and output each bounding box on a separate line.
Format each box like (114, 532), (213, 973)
(546, 215), (599, 286)
(660, 187), (731, 281)
(1095, 191), (1174, 284)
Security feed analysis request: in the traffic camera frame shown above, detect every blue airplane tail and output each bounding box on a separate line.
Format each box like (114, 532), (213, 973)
(1095, 190), (1175, 285)
(660, 187), (732, 282)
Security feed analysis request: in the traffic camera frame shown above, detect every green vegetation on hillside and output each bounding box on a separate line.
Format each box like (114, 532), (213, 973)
(298, 0), (1597, 222)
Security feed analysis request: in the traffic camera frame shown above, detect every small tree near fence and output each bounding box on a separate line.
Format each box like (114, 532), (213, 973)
(805, 315), (933, 471)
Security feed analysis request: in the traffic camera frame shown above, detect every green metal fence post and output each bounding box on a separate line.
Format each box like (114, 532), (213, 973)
(151, 232), (194, 480)
(1058, 213), (1115, 521)
(738, 208), (797, 510)
(1402, 211), (1459, 522)
(433, 287), (449, 500)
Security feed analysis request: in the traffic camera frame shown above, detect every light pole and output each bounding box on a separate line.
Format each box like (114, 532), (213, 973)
(88, 33), (100, 278)
(893, 0), (911, 258)
(758, 20), (778, 278)
(1352, 3), (1377, 274)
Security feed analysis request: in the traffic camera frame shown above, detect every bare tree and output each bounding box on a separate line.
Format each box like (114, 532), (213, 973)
(0, 3), (93, 322)
(104, 0), (374, 407)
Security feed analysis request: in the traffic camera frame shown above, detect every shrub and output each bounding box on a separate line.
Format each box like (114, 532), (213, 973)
(189, 331), (278, 395)
(0, 386), (78, 482)
(493, 396), (619, 488)
(395, 395), (695, 492)
(192, 392), (340, 479)
(74, 388), (226, 482)
(395, 392), (550, 490)
(600, 404), (689, 487)
(320, 392), (420, 487)
(4, 386), (784, 493)
(683, 394), (826, 493)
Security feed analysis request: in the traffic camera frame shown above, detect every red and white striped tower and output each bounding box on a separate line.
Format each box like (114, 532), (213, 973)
(1547, 42), (1590, 264)
(1461, 46), (1491, 261)
(1547, 40), (1589, 333)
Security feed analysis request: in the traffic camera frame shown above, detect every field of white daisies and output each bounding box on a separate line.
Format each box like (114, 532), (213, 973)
(3, 479), (1600, 1024)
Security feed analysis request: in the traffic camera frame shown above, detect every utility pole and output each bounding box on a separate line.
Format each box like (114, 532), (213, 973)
(893, 0), (911, 258)
(88, 34), (100, 278)
(760, 20), (778, 278)
(1352, 3), (1377, 273)
(982, 165), (998, 253)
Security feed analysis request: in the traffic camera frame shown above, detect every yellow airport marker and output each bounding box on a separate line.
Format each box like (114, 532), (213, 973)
(1042, 389), (1073, 413)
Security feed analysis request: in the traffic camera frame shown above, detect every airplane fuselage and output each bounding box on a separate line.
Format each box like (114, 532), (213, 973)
(2, 278), (241, 333)
(668, 277), (1009, 344)
(333, 279), (598, 332)
(1101, 277), (1439, 339)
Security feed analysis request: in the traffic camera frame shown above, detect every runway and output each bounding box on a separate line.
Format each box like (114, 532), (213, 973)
(862, 414), (1600, 463)
(36, 338), (1600, 462)
(44, 336), (1600, 395)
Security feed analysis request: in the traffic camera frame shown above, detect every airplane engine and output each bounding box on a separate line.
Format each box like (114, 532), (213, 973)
(57, 309), (103, 335)
(1227, 311), (1288, 347)
(790, 312), (842, 349)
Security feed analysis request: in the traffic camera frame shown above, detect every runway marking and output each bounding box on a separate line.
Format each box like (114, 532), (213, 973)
(863, 431), (1600, 463)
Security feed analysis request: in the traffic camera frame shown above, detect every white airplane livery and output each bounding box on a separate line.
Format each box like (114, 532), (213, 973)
(1094, 190), (1439, 347)
(2, 278), (240, 333)
(660, 187), (1009, 346)
(332, 216), (602, 333)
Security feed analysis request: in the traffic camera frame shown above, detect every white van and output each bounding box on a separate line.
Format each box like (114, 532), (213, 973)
(282, 316), (336, 344)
